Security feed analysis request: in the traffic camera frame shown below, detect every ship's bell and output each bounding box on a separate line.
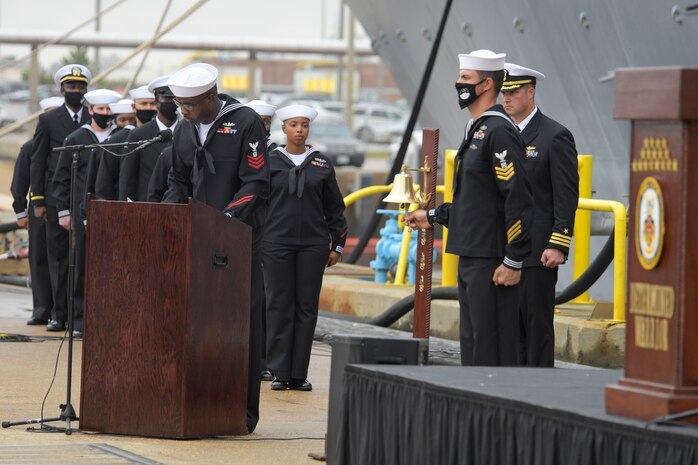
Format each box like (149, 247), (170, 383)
(383, 165), (419, 205)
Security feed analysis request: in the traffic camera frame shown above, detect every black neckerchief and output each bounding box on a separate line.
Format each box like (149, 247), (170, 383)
(274, 146), (320, 198)
(189, 100), (244, 200)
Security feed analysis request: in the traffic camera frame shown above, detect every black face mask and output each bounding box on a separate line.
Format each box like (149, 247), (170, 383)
(64, 91), (85, 108)
(158, 101), (178, 122)
(92, 113), (112, 129)
(136, 109), (157, 124)
(455, 79), (486, 109)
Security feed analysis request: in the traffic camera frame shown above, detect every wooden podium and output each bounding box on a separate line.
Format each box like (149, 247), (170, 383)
(606, 67), (698, 421)
(79, 198), (251, 438)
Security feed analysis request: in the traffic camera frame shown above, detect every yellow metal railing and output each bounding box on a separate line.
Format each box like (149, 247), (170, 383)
(576, 198), (627, 321)
(343, 184), (392, 207)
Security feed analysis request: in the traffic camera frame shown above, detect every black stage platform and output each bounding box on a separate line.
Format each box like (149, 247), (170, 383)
(335, 366), (698, 465)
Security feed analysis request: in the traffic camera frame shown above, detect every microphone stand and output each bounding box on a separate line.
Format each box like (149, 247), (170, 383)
(2, 148), (82, 434)
(2, 131), (173, 434)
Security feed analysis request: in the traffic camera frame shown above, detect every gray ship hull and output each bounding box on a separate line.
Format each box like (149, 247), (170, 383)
(347, 0), (698, 200)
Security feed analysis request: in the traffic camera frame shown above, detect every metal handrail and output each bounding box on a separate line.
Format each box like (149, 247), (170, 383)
(577, 199), (627, 321)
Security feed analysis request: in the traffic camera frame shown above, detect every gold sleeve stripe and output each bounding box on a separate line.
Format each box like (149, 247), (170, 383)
(507, 228), (522, 244)
(30, 195), (45, 201)
(507, 220), (522, 237)
(549, 238), (571, 247)
(551, 232), (572, 241)
(495, 165), (515, 181)
(550, 234), (571, 245)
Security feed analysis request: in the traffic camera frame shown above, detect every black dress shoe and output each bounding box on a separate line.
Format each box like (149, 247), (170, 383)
(289, 379), (312, 391)
(261, 370), (274, 382)
(46, 320), (65, 332)
(27, 317), (49, 326)
(270, 378), (289, 391)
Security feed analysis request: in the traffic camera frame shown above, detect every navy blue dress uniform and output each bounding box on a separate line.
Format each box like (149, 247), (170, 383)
(162, 63), (270, 434)
(83, 98), (137, 205)
(502, 63), (579, 367)
(118, 117), (175, 201)
(91, 125), (133, 200)
(263, 105), (347, 390)
(11, 138), (53, 324)
(54, 88), (121, 334)
(119, 76), (177, 201)
(30, 65), (92, 331)
(146, 146), (172, 202)
(92, 86), (158, 200)
(246, 99), (278, 381)
(427, 50), (534, 366)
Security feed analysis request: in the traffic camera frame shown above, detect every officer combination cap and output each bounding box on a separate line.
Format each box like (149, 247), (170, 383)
(39, 96), (65, 110)
(109, 99), (135, 114)
(147, 75), (172, 94)
(502, 63), (546, 92)
(83, 89), (122, 105)
(276, 104), (318, 122)
(54, 64), (92, 87)
(458, 50), (506, 71)
(247, 100), (277, 117)
(128, 85), (155, 100)
(166, 63), (218, 98)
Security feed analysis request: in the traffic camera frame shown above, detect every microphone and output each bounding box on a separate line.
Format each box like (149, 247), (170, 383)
(134, 129), (173, 150)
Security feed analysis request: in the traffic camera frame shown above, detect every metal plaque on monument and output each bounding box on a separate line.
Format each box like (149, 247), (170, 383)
(606, 67), (698, 421)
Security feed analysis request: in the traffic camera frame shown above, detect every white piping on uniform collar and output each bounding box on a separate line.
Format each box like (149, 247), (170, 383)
(274, 146), (319, 162)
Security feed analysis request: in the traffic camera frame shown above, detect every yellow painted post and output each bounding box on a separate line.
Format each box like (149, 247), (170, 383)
(611, 203), (627, 322)
(441, 150), (458, 286)
(393, 207), (415, 286)
(571, 155), (593, 303)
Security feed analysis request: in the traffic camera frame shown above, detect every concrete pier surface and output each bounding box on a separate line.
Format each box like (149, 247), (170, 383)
(0, 283), (331, 465)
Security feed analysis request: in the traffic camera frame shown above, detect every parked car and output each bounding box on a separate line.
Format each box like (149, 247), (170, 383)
(351, 102), (405, 143)
(0, 103), (16, 127)
(271, 116), (366, 167)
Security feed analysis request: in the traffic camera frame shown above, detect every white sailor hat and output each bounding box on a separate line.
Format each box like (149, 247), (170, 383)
(109, 99), (135, 114)
(39, 96), (65, 111)
(54, 64), (92, 87)
(128, 85), (155, 100)
(502, 63), (546, 91)
(458, 50), (506, 71)
(276, 104), (318, 122)
(247, 100), (277, 117)
(147, 75), (172, 94)
(166, 63), (218, 98)
(83, 89), (122, 105)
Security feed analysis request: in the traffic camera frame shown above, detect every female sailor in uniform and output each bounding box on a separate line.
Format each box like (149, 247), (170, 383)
(263, 104), (348, 391)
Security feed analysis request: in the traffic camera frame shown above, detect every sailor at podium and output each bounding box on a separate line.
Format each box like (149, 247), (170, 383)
(162, 62), (270, 434)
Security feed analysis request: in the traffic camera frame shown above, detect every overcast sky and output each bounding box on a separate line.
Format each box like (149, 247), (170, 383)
(0, 0), (367, 80)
